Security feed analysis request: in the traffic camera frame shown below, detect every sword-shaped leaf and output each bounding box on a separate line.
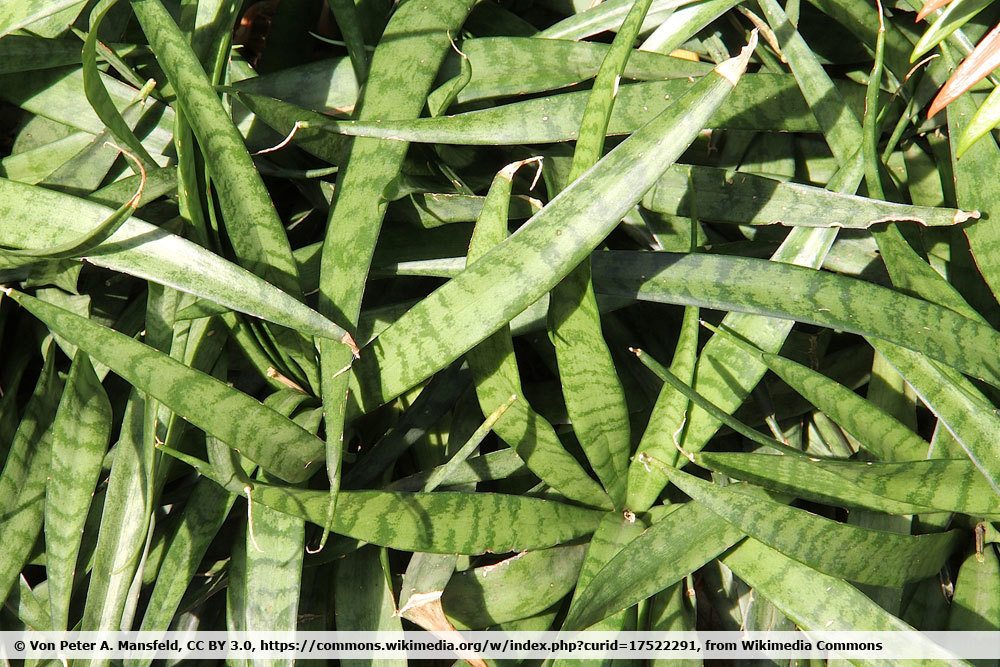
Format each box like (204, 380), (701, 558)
(352, 41), (754, 410)
(9, 290), (326, 483)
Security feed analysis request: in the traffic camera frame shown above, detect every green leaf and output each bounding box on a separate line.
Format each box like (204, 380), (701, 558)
(694, 452), (969, 516)
(660, 467), (962, 586)
(0, 0), (85, 37)
(626, 306), (698, 511)
(707, 325), (928, 461)
(911, 0), (993, 61)
(0, 349), (61, 604)
(44, 352), (112, 631)
(642, 164), (976, 228)
(723, 539), (967, 661)
(593, 251), (1000, 389)
(438, 36), (710, 104)
(352, 42), (754, 411)
(316, 0), (480, 548)
(80, 391), (153, 635)
(443, 544), (587, 627)
(10, 290), (326, 483)
(948, 546), (1000, 630)
(82, 0), (157, 168)
(291, 75), (870, 144)
(0, 178), (349, 342)
(957, 86), (1000, 157)
(466, 162), (611, 509)
(546, 0), (655, 509)
(873, 340), (1000, 494)
(247, 485), (603, 554)
(565, 502), (743, 630)
(130, 0), (303, 296)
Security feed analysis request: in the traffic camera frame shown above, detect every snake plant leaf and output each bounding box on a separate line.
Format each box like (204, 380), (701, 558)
(627, 306), (699, 512)
(9, 290), (326, 483)
(80, 390), (153, 635)
(706, 325), (928, 461)
(437, 36), (710, 104)
(694, 452), (945, 515)
(0, 0), (85, 37)
(335, 547), (404, 667)
(565, 502), (744, 630)
(642, 164), (976, 228)
(0, 349), (61, 604)
(466, 162), (611, 509)
(546, 0), (655, 509)
(556, 512), (647, 657)
(245, 485), (603, 554)
(351, 41), (754, 411)
(44, 352), (112, 631)
(948, 91), (1000, 303)
(293, 75), (871, 144)
(0, 35), (104, 75)
(136, 478), (237, 638)
(159, 431), (603, 553)
(723, 539), (967, 661)
(948, 546), (1000, 630)
(130, 0), (303, 296)
(0, 178), (350, 343)
(443, 544), (588, 627)
(537, 0), (692, 40)
(911, 0), (993, 60)
(593, 251), (1000, 389)
(661, 467), (962, 586)
(800, 457), (1000, 517)
(82, 0), (157, 168)
(316, 0), (479, 549)
(873, 341), (1000, 494)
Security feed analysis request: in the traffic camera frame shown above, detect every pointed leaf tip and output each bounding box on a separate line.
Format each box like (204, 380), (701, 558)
(716, 30), (758, 85)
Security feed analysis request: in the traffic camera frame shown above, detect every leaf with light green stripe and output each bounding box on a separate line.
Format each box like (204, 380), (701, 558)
(807, 457), (1000, 517)
(82, 0), (156, 168)
(642, 163), (976, 229)
(351, 43), (753, 411)
(537, 0), (692, 39)
(874, 340), (1000, 494)
(316, 0), (479, 548)
(45, 352), (111, 631)
(592, 251), (1000, 389)
(547, 0), (655, 508)
(10, 290), (326, 483)
(129, 0), (301, 296)
(627, 305), (698, 511)
(556, 512), (647, 666)
(660, 467), (962, 586)
(565, 502), (743, 630)
(0, 349), (61, 605)
(252, 486), (601, 555)
(693, 452), (955, 516)
(722, 539), (967, 665)
(0, 178), (349, 343)
(80, 391), (152, 636)
(0, 0), (84, 37)
(296, 75), (871, 144)
(948, 546), (1000, 630)
(438, 36), (710, 104)
(707, 325), (928, 461)
(136, 478), (237, 638)
(443, 544), (587, 628)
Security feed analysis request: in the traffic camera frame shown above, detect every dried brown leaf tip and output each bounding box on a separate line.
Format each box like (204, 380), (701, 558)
(928, 23), (1000, 118)
(916, 0), (956, 22)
